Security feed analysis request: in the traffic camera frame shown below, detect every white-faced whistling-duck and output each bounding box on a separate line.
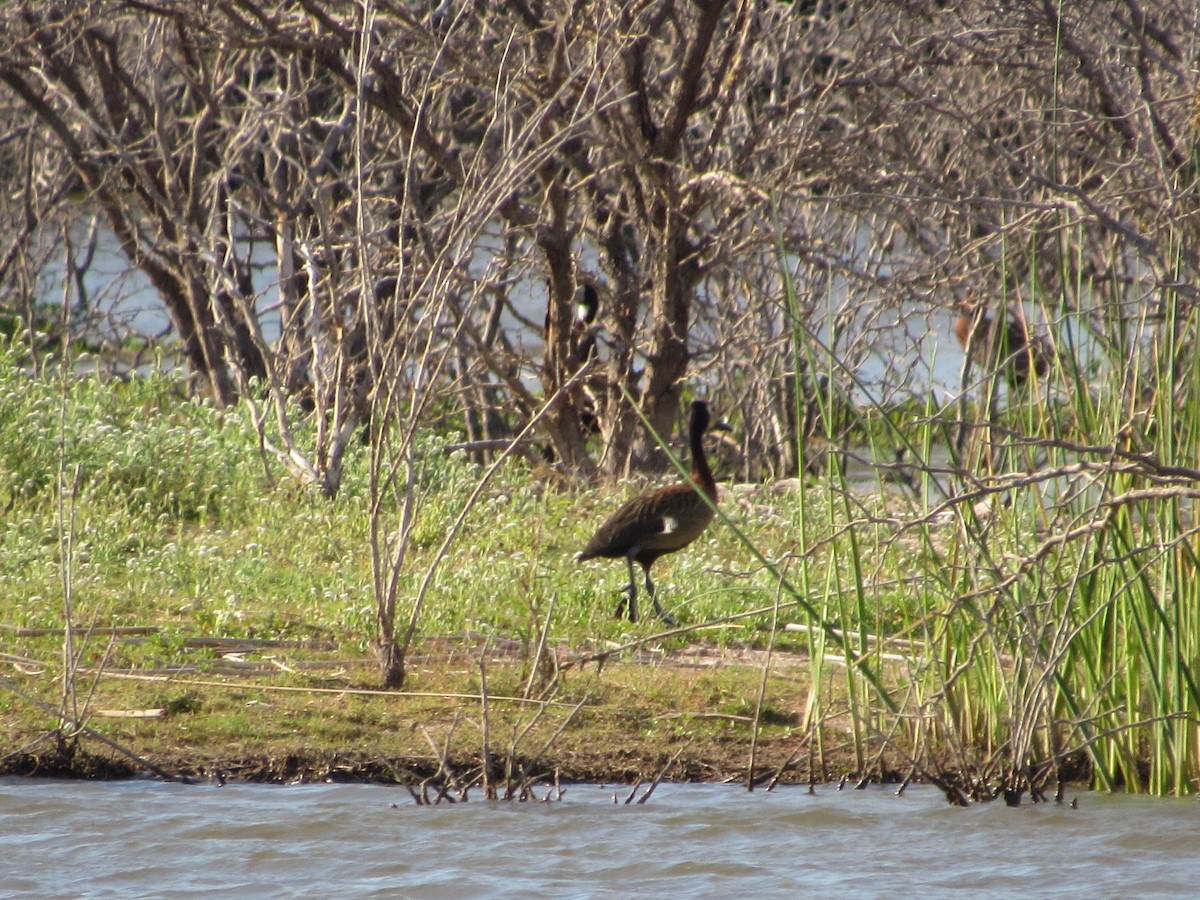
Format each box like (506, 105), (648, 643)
(570, 283), (599, 357)
(577, 400), (724, 625)
(953, 302), (1049, 390)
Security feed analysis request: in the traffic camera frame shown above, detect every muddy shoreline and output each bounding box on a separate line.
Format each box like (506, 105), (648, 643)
(1, 744), (1096, 804)
(1, 643), (1097, 800)
(1, 744), (891, 786)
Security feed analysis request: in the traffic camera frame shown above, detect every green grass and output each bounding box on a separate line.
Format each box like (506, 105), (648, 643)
(1, 334), (1198, 796)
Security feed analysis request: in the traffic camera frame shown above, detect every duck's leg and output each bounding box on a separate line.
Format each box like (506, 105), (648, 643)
(644, 567), (677, 626)
(616, 554), (639, 622)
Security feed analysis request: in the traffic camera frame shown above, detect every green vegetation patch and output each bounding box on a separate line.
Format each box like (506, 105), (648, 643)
(2, 342), (1198, 798)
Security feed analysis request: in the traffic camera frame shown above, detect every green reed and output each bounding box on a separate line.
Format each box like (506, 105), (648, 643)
(4, 249), (1198, 796)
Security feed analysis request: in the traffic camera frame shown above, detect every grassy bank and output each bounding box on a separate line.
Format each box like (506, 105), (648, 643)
(1, 340), (1196, 800)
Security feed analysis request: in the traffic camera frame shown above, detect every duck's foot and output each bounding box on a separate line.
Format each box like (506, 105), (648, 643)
(614, 586), (639, 623)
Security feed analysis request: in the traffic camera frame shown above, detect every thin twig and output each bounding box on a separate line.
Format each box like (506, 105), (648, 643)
(0, 677), (192, 783)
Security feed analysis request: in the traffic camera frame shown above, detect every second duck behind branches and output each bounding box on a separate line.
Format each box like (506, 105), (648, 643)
(577, 400), (725, 625)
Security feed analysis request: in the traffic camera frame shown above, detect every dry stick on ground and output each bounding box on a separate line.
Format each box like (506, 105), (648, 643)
(626, 738), (694, 805)
(523, 593), (558, 701)
(0, 677), (191, 783)
(763, 700), (856, 791)
(1, 650), (45, 670)
(652, 712), (754, 725)
(55, 454), (80, 739)
(478, 642), (493, 800)
(2, 625), (161, 638)
(763, 719), (820, 792)
(417, 716), (470, 804)
(0, 732), (60, 768)
(853, 701), (917, 789)
(504, 694), (590, 799)
(440, 715), (470, 799)
(89, 670), (581, 707)
(562, 595), (903, 672)
(747, 575), (785, 791)
(55, 459), (121, 754)
(503, 701), (544, 799)
(182, 637), (340, 651)
(562, 600), (810, 672)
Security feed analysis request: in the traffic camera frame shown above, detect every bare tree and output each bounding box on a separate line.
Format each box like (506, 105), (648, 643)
(3, 1), (1198, 689)
(6, 1), (1196, 476)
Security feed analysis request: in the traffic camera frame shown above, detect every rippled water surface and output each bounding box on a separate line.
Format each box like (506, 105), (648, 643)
(2, 778), (1198, 898)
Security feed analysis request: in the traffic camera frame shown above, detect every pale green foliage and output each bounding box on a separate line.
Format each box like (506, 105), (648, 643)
(0, 345), (256, 521)
(4, 334), (1197, 796)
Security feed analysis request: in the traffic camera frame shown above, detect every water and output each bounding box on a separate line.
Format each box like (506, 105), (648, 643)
(2, 779), (1197, 898)
(41, 222), (983, 396)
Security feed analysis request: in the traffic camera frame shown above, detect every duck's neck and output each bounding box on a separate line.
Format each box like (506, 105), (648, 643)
(690, 423), (717, 501)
